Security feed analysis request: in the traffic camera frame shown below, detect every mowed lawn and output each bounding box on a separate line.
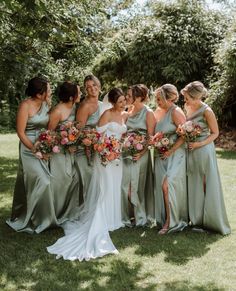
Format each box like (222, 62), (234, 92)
(0, 134), (235, 291)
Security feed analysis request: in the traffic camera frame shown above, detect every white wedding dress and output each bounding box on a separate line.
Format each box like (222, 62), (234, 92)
(47, 122), (127, 261)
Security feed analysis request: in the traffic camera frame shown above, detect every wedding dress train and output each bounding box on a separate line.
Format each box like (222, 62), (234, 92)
(47, 122), (127, 261)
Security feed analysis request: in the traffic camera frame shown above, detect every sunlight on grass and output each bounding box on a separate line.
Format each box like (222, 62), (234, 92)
(0, 134), (236, 290)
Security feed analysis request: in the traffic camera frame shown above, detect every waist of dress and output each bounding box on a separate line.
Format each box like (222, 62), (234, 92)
(25, 129), (41, 136)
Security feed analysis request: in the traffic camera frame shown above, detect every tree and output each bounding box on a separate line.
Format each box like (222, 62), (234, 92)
(93, 0), (228, 91)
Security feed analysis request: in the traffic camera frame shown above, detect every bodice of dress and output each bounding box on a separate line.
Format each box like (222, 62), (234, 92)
(186, 103), (210, 140)
(26, 102), (49, 132)
(155, 105), (178, 142)
(96, 122), (127, 140)
(126, 105), (151, 133)
(86, 101), (103, 127)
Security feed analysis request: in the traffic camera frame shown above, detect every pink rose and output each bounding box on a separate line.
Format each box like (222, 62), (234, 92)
(61, 138), (69, 145)
(61, 131), (68, 138)
(52, 146), (60, 153)
(125, 141), (131, 147)
(136, 143), (143, 151)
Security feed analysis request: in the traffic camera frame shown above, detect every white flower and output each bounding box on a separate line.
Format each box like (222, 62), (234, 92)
(161, 137), (170, 146)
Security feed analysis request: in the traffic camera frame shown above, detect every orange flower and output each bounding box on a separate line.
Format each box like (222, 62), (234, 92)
(68, 134), (76, 141)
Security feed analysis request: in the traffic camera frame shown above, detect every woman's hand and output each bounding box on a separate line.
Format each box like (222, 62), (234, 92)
(188, 141), (202, 150)
(161, 149), (173, 160)
(68, 145), (77, 154)
(133, 149), (146, 161)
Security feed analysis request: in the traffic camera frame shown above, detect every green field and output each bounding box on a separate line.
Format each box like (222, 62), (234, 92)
(0, 134), (235, 291)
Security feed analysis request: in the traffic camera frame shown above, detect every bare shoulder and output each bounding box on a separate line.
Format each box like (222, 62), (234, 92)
(173, 106), (185, 117)
(122, 111), (129, 119)
(49, 104), (61, 116)
(204, 106), (215, 120)
(18, 99), (30, 111)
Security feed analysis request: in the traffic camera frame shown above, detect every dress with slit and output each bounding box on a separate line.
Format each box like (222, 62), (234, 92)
(154, 105), (188, 233)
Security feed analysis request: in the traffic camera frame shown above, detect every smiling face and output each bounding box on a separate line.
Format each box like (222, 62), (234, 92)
(113, 95), (126, 111)
(85, 80), (100, 98)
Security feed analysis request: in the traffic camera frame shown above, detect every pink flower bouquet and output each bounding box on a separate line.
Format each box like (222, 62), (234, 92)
(94, 134), (122, 166)
(122, 130), (148, 160)
(176, 121), (202, 142)
(149, 132), (173, 155)
(58, 121), (81, 151)
(34, 129), (60, 160)
(78, 128), (101, 165)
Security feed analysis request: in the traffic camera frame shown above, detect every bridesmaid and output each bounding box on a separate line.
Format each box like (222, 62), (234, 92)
(181, 81), (231, 235)
(75, 75), (103, 201)
(154, 84), (188, 234)
(6, 76), (56, 233)
(48, 81), (81, 222)
(121, 84), (156, 227)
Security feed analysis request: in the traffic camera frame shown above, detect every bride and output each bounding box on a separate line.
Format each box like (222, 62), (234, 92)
(47, 88), (128, 261)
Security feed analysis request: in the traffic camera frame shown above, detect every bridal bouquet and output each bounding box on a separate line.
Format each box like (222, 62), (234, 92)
(94, 135), (122, 166)
(34, 129), (60, 160)
(149, 132), (173, 155)
(78, 128), (101, 164)
(176, 121), (202, 142)
(58, 121), (81, 151)
(122, 130), (148, 160)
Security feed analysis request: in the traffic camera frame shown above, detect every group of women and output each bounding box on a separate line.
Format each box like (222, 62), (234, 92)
(6, 75), (231, 261)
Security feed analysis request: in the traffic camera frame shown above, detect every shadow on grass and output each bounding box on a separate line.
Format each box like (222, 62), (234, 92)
(110, 227), (222, 265)
(160, 281), (224, 291)
(216, 149), (236, 160)
(0, 222), (157, 290)
(0, 157), (18, 193)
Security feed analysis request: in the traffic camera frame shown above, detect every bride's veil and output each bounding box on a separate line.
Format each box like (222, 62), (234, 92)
(100, 93), (112, 115)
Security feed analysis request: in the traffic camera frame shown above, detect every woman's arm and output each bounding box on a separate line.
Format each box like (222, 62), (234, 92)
(146, 110), (156, 136)
(16, 101), (34, 150)
(76, 103), (90, 127)
(48, 107), (61, 130)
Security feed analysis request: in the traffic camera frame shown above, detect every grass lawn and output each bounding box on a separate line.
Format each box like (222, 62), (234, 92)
(0, 134), (236, 291)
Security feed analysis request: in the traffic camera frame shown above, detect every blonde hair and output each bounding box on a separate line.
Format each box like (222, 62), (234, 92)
(181, 81), (208, 100)
(156, 84), (179, 103)
(84, 75), (101, 90)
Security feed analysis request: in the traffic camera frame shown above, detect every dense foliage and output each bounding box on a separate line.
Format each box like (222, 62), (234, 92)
(94, 0), (228, 90)
(0, 0), (133, 131)
(207, 18), (236, 127)
(0, 0), (235, 130)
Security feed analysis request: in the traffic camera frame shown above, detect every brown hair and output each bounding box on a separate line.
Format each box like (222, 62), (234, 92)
(131, 84), (148, 102)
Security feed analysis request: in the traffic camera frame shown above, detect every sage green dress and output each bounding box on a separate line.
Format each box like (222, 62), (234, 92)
(121, 105), (154, 226)
(6, 102), (57, 233)
(49, 105), (80, 222)
(154, 105), (188, 233)
(75, 101), (103, 202)
(187, 103), (230, 235)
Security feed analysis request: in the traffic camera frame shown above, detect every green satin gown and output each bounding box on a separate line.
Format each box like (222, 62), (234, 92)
(49, 105), (80, 222)
(187, 103), (231, 235)
(6, 102), (57, 233)
(75, 101), (103, 202)
(121, 105), (154, 226)
(154, 105), (188, 233)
